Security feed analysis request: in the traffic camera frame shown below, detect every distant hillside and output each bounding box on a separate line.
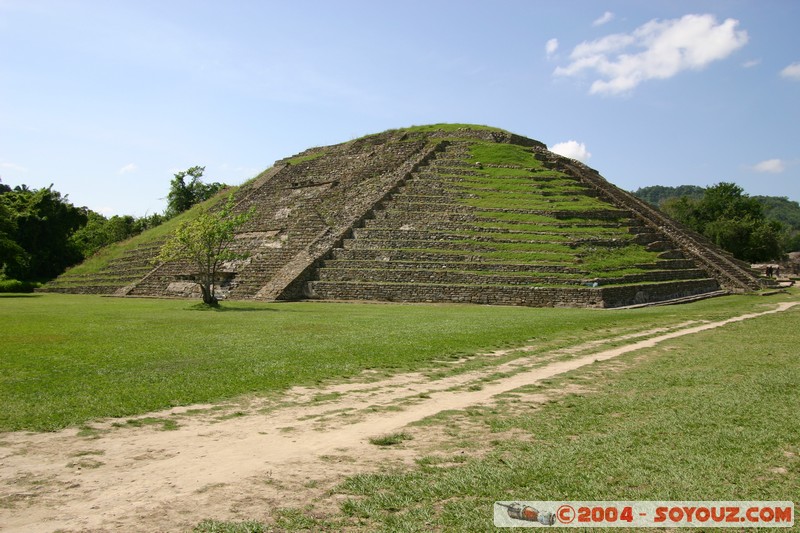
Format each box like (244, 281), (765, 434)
(753, 195), (800, 230)
(633, 185), (800, 231)
(632, 184), (800, 253)
(632, 185), (706, 206)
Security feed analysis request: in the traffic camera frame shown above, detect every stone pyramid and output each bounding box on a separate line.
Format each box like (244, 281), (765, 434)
(45, 125), (766, 307)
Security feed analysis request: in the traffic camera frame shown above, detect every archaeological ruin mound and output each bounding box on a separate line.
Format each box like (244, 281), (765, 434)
(44, 125), (768, 307)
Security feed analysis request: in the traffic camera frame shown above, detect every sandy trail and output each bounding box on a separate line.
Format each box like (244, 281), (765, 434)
(1, 301), (795, 532)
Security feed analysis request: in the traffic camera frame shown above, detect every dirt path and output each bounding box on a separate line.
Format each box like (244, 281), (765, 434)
(1, 302), (796, 532)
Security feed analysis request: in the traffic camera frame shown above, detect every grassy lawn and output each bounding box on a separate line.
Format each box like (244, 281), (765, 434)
(267, 293), (799, 531)
(0, 292), (793, 434)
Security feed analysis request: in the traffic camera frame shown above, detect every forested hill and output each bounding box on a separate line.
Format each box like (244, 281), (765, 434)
(632, 185), (706, 206)
(632, 184), (800, 256)
(632, 185), (800, 231)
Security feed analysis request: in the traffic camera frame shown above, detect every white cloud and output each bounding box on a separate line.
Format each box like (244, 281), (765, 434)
(742, 59), (761, 68)
(0, 160), (29, 173)
(545, 38), (559, 57)
(780, 62), (800, 80)
(753, 159), (785, 174)
(118, 163), (138, 174)
(554, 14), (748, 95)
(550, 140), (592, 162)
(593, 11), (615, 27)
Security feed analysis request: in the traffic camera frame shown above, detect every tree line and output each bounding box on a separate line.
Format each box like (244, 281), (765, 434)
(633, 183), (800, 262)
(0, 167), (224, 287)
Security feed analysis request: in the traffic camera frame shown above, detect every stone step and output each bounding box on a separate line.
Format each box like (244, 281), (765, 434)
(320, 259), (586, 274)
(376, 204), (630, 219)
(395, 183), (596, 199)
(362, 218), (628, 230)
(328, 248), (576, 265)
(647, 241), (677, 252)
(637, 259), (698, 270)
(633, 233), (665, 245)
(340, 238), (580, 252)
(352, 227), (575, 242)
(42, 285), (120, 295)
(315, 262), (709, 286)
(307, 280), (603, 307)
(390, 193), (476, 203)
(357, 225), (629, 241)
(599, 279), (722, 308)
(658, 250), (686, 260)
(596, 269), (711, 285)
(316, 267), (586, 286)
(379, 200), (476, 213)
(413, 172), (567, 183)
(308, 277), (722, 308)
(347, 230), (628, 248)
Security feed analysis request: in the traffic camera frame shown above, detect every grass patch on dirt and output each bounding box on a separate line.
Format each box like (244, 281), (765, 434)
(316, 297), (800, 531)
(111, 417), (179, 431)
(0, 292), (793, 432)
(193, 519), (265, 533)
(369, 432), (413, 447)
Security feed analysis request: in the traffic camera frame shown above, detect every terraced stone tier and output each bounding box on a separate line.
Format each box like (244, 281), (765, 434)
(309, 139), (723, 307)
(309, 278), (721, 308)
(320, 259), (586, 273)
(316, 267), (588, 286)
(308, 280), (605, 307)
(328, 249), (576, 265)
(45, 241), (166, 295)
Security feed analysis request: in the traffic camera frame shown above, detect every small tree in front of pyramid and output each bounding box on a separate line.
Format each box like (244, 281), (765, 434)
(156, 195), (253, 306)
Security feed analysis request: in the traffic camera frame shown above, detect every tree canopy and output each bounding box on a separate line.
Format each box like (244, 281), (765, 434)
(0, 185), (87, 280)
(658, 182), (785, 262)
(156, 195), (253, 305)
(632, 185), (705, 206)
(1, 165), (226, 284)
(633, 183), (800, 256)
(165, 166), (225, 218)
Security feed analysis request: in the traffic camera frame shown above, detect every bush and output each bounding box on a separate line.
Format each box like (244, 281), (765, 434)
(0, 279), (38, 293)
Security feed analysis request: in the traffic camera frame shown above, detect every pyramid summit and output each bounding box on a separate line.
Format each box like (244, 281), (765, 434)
(45, 124), (768, 307)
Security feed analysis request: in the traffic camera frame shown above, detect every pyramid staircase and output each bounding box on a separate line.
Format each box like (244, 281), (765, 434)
(111, 132), (442, 300)
(541, 153), (765, 292)
(307, 141), (724, 307)
(41, 242), (164, 295)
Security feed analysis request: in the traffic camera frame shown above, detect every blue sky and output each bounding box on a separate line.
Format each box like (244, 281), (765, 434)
(1, 0), (798, 216)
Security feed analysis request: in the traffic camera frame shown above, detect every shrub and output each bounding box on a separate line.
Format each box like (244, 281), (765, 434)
(0, 279), (38, 293)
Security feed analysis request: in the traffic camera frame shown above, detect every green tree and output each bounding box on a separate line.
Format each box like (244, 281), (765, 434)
(633, 185), (706, 206)
(753, 196), (800, 252)
(70, 212), (141, 258)
(661, 196), (701, 230)
(132, 212), (165, 234)
(0, 199), (25, 278)
(696, 182), (762, 223)
(754, 196), (800, 229)
(166, 166), (225, 218)
(662, 182), (785, 263)
(156, 195), (253, 306)
(0, 185), (87, 280)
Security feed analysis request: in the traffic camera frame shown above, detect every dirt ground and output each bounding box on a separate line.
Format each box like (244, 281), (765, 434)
(1, 302), (795, 532)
